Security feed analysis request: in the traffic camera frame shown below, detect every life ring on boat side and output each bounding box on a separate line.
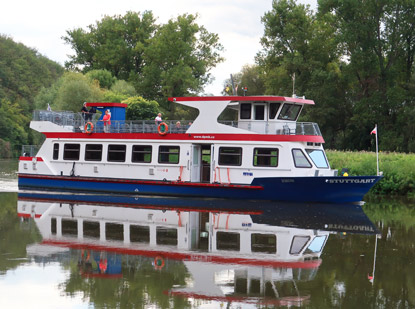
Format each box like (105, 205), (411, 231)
(158, 122), (168, 135)
(84, 122), (94, 134)
(154, 256), (165, 269)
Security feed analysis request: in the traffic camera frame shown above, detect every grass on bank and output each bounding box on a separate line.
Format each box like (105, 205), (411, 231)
(326, 150), (415, 197)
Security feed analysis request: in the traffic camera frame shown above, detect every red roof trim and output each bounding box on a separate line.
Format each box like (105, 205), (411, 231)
(42, 132), (324, 143)
(169, 96), (315, 105)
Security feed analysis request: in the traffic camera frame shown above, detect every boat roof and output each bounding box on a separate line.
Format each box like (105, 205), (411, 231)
(168, 96), (315, 105)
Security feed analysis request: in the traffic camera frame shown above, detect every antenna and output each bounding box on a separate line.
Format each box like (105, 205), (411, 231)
(230, 74), (236, 95)
(292, 72), (296, 97)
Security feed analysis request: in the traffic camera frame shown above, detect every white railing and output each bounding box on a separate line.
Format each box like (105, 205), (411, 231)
(32, 110), (321, 136)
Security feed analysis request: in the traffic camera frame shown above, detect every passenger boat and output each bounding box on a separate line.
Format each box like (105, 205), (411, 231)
(17, 193), (377, 305)
(18, 96), (382, 203)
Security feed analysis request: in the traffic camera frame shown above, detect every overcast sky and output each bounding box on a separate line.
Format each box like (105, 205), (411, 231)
(1, 0), (317, 95)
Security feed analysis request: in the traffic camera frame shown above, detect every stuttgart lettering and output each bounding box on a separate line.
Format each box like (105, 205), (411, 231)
(325, 178), (376, 184)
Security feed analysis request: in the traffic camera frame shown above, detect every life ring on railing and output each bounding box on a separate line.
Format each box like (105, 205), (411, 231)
(154, 256), (165, 270)
(84, 122), (94, 134)
(158, 122), (168, 135)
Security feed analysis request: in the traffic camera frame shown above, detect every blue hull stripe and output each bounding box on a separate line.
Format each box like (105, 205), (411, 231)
(18, 174), (382, 203)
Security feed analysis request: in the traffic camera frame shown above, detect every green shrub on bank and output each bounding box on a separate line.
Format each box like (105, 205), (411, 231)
(326, 150), (415, 196)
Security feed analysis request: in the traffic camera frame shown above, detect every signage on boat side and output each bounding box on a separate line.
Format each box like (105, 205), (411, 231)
(193, 135), (215, 139)
(325, 224), (375, 232)
(325, 178), (377, 184)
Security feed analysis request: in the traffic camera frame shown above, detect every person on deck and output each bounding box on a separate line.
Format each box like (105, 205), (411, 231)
(81, 102), (89, 121)
(102, 109), (111, 133)
(155, 113), (162, 124)
(87, 105), (96, 121)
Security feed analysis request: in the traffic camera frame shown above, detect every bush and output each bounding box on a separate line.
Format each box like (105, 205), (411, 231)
(326, 150), (415, 196)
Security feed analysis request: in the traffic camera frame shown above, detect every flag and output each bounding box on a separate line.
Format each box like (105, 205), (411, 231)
(370, 126), (377, 135)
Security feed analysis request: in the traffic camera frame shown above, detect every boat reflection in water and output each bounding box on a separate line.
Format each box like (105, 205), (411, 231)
(17, 192), (377, 307)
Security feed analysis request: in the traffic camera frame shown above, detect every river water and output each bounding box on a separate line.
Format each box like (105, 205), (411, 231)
(0, 160), (414, 308)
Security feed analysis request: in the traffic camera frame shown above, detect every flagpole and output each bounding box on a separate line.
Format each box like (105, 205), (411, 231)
(375, 124), (379, 176)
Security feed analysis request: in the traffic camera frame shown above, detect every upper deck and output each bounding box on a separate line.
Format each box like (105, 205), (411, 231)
(30, 96), (322, 138)
(31, 110), (322, 137)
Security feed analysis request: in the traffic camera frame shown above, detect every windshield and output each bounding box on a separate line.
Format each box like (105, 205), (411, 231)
(306, 149), (329, 168)
(278, 104), (302, 121)
(305, 235), (327, 253)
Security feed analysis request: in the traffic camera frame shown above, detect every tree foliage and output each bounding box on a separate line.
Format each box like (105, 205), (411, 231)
(0, 35), (64, 157)
(123, 96), (160, 120)
(63, 12), (224, 114)
(35, 72), (103, 112)
(256, 0), (415, 152)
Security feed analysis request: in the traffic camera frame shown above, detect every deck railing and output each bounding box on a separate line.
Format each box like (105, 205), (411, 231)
(32, 110), (321, 136)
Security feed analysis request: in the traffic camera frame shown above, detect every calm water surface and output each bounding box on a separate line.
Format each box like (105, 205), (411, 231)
(0, 161), (414, 308)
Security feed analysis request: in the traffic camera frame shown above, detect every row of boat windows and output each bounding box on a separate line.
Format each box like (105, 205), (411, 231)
(240, 103), (302, 121)
(52, 218), (320, 254)
(54, 143), (329, 168)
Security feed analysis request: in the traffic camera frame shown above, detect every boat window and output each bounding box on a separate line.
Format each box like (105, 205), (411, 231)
(130, 225), (150, 243)
(63, 144), (80, 161)
(292, 149), (312, 168)
(85, 144), (103, 161)
(306, 149), (329, 168)
(51, 218), (57, 235)
(83, 221), (100, 239)
(132, 145), (152, 163)
(240, 103), (252, 119)
(156, 227), (178, 245)
(53, 143), (59, 160)
(269, 103), (281, 119)
(108, 144), (126, 162)
(158, 146), (180, 164)
(216, 232), (240, 251)
(254, 104), (265, 120)
(304, 235), (327, 254)
(61, 219), (78, 236)
(253, 148), (279, 167)
(290, 236), (310, 254)
(218, 147), (242, 166)
(278, 104), (302, 121)
(105, 223), (124, 241)
(251, 233), (277, 253)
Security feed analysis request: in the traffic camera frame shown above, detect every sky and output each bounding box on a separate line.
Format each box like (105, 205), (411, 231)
(0, 0), (316, 95)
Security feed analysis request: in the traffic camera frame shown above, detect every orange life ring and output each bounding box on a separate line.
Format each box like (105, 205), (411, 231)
(158, 122), (168, 135)
(154, 256), (165, 269)
(84, 122), (94, 134)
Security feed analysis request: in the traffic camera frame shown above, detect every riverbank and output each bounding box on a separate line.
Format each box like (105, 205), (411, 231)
(327, 150), (415, 197)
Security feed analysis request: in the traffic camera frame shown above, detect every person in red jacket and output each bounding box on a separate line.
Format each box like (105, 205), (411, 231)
(102, 109), (111, 133)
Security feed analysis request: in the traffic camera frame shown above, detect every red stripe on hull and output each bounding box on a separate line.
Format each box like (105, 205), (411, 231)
(42, 132), (324, 143)
(19, 156), (44, 161)
(41, 239), (321, 269)
(18, 173), (263, 190)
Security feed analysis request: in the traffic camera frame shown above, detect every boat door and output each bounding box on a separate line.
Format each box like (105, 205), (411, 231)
(190, 145), (201, 182)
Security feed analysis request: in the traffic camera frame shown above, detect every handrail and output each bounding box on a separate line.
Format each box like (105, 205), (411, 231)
(32, 110), (322, 136)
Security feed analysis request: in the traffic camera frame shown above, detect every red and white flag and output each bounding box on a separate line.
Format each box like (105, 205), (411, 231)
(370, 126), (377, 135)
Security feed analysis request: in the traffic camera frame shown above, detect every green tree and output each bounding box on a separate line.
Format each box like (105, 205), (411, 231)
(257, 0), (348, 149)
(86, 69), (116, 89)
(0, 99), (30, 157)
(34, 72), (104, 112)
(136, 14), (224, 112)
(123, 96), (160, 120)
(318, 0), (415, 151)
(63, 11), (156, 80)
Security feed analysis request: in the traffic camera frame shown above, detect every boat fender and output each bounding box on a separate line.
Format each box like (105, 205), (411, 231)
(158, 122), (168, 135)
(154, 256), (165, 269)
(84, 122), (94, 134)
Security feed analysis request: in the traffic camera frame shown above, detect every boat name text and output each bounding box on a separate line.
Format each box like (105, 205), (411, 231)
(325, 178), (376, 184)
